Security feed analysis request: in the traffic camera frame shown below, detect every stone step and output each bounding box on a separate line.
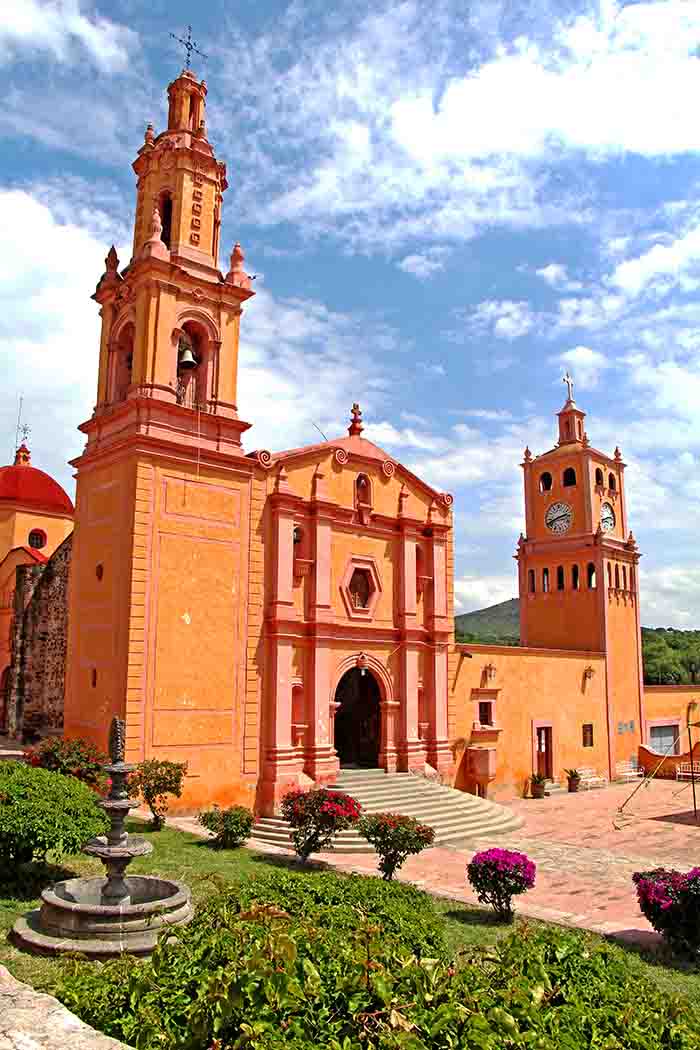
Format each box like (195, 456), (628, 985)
(255, 811), (518, 839)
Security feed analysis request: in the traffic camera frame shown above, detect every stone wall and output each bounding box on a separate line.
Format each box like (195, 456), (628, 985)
(7, 534), (72, 739)
(0, 964), (131, 1050)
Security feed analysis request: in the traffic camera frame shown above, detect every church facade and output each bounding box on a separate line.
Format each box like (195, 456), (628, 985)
(4, 67), (695, 811)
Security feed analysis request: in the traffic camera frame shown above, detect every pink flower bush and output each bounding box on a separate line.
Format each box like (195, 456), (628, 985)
(358, 812), (435, 880)
(281, 787), (361, 861)
(467, 848), (536, 920)
(633, 867), (700, 956)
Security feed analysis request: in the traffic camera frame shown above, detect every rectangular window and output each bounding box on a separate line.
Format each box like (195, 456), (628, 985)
(478, 701), (494, 726)
(649, 724), (680, 755)
(582, 723), (594, 747)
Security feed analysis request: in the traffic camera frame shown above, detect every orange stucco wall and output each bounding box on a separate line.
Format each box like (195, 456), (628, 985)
(0, 507), (72, 565)
(450, 643), (608, 799)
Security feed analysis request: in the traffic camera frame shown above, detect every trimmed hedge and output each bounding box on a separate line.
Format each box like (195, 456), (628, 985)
(0, 761), (108, 866)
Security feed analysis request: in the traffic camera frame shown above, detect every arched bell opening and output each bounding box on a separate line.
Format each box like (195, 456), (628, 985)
(109, 321), (134, 404)
(158, 190), (173, 249)
(173, 318), (214, 408)
(333, 666), (381, 768)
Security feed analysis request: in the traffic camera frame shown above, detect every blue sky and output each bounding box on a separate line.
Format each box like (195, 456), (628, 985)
(2, 0), (700, 626)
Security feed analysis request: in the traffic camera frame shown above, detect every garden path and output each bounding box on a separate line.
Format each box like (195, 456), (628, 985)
(168, 779), (700, 947)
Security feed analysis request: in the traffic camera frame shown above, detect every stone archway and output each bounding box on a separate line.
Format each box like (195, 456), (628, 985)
(334, 667), (381, 768)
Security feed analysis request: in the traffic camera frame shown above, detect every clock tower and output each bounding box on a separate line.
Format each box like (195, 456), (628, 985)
(516, 377), (645, 772)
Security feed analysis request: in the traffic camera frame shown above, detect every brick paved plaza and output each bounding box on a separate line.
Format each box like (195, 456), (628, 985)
(173, 778), (700, 946)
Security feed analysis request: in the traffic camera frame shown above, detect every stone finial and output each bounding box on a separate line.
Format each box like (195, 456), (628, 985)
(594, 523), (603, 543)
(614, 446), (622, 461)
(142, 206), (169, 261)
(108, 717), (126, 764)
(144, 122), (155, 145)
(582, 431), (590, 447)
(14, 443), (31, 466)
(523, 446), (532, 462)
(348, 403), (364, 437)
(225, 242), (251, 289)
(626, 531), (638, 550)
(105, 245), (119, 274)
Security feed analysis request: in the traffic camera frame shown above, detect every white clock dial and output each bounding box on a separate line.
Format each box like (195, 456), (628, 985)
(600, 501), (616, 532)
(545, 501), (573, 535)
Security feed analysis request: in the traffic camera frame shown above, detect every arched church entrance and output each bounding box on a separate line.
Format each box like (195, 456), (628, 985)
(334, 667), (381, 768)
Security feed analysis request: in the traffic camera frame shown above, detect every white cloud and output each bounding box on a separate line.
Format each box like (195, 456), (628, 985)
(640, 566), (700, 630)
(0, 0), (136, 71)
(398, 252), (446, 278)
(611, 220), (700, 297)
(454, 574), (517, 614)
(556, 346), (609, 390)
(535, 262), (583, 291)
(468, 300), (536, 340)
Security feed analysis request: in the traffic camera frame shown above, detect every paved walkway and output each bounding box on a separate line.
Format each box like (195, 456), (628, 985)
(170, 779), (700, 947)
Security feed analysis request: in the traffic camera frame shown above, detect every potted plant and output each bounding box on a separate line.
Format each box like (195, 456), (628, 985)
(530, 772), (547, 799)
(565, 768), (582, 793)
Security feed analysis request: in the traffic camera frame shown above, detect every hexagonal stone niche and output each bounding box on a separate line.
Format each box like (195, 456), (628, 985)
(340, 556), (382, 620)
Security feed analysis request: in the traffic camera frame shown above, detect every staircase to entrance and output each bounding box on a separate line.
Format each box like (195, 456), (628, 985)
(252, 769), (523, 854)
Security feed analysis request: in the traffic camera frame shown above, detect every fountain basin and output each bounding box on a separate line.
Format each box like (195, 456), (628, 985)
(12, 876), (193, 958)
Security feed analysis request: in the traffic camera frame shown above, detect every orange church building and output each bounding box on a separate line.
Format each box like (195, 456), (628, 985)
(1, 65), (687, 813)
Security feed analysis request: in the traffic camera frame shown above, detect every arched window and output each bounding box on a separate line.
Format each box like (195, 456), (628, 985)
(159, 192), (173, 249)
(595, 468), (604, 487)
(587, 563), (597, 589)
(608, 472), (616, 491)
(175, 322), (205, 407)
(112, 322), (134, 404)
(542, 568), (550, 593)
(607, 564), (613, 588)
(630, 566), (635, 592)
(293, 526), (303, 546)
(28, 529), (46, 550)
(577, 420), (583, 439)
(563, 467), (577, 487)
(416, 545), (425, 597)
(557, 565), (565, 590)
(614, 564), (620, 589)
(622, 566), (627, 590)
(355, 473), (372, 509)
(528, 569), (536, 593)
(539, 472), (552, 493)
(572, 564), (580, 590)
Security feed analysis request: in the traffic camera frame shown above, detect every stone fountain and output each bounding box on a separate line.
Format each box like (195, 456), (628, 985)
(13, 718), (193, 958)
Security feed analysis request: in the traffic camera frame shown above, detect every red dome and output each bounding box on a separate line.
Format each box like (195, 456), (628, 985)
(0, 445), (74, 516)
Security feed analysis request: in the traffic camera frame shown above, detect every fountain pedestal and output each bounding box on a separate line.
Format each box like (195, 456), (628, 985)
(12, 719), (193, 958)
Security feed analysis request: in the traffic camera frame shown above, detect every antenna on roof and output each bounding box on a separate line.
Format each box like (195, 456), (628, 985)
(310, 421), (328, 442)
(13, 396), (29, 459)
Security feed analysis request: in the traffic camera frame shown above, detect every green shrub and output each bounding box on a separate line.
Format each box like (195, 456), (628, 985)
(56, 885), (700, 1050)
(129, 759), (187, 830)
(197, 804), (253, 848)
(358, 812), (435, 879)
(25, 736), (108, 790)
(0, 761), (108, 866)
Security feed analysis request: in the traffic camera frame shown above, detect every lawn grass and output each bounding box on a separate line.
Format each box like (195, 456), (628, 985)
(1, 819), (699, 1009)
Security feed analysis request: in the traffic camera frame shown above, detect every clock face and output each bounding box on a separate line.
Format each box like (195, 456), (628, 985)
(600, 501), (616, 532)
(545, 501), (573, 535)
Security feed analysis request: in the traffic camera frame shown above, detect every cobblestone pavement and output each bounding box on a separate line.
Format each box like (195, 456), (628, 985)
(169, 778), (700, 947)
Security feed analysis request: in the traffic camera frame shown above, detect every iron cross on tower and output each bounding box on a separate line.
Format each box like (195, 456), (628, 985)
(169, 24), (207, 70)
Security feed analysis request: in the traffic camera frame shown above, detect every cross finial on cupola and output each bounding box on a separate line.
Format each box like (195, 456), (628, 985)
(563, 370), (575, 403)
(348, 402), (364, 437)
(556, 372), (586, 446)
(14, 443), (31, 466)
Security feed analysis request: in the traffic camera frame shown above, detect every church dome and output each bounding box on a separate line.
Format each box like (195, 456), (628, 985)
(0, 445), (74, 516)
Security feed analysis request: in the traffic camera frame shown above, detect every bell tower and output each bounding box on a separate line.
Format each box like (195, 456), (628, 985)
(516, 375), (645, 774)
(63, 67), (261, 810)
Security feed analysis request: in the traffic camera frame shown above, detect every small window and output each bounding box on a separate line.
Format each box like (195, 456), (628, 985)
(557, 565), (565, 590)
(608, 472), (616, 491)
(293, 526), (303, 545)
(587, 562), (596, 589)
(28, 529), (46, 550)
(622, 566), (627, 590)
(542, 568), (550, 593)
(630, 566), (635, 591)
(95, 563), (104, 581)
(563, 467), (577, 487)
(355, 473), (371, 505)
(614, 564), (620, 589)
(649, 724), (679, 755)
(478, 701), (494, 726)
(608, 564), (613, 588)
(572, 564), (580, 590)
(582, 723), (594, 747)
(91, 668), (97, 688)
(528, 569), (535, 594)
(349, 568), (371, 609)
(539, 472), (552, 493)
(595, 468), (604, 487)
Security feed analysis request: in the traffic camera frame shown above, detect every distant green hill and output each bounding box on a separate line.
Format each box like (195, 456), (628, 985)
(455, 599), (700, 683)
(455, 599), (520, 646)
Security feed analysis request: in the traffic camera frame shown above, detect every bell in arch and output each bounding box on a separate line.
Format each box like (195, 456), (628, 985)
(177, 335), (198, 371)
